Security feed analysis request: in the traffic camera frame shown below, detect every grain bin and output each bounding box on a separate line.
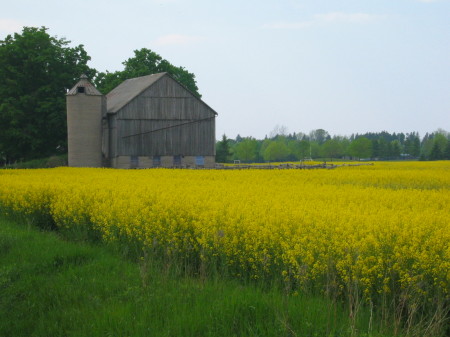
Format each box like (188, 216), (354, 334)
(66, 74), (105, 167)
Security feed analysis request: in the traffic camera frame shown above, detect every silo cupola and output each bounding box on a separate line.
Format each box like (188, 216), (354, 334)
(67, 74), (102, 96)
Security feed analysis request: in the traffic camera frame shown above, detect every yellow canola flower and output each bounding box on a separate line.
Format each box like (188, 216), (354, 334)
(0, 161), (449, 302)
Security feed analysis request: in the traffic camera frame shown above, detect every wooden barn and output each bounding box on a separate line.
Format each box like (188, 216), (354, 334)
(67, 73), (217, 168)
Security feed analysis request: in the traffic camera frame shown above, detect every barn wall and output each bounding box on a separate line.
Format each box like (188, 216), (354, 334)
(105, 114), (118, 160)
(111, 155), (215, 169)
(113, 75), (216, 158)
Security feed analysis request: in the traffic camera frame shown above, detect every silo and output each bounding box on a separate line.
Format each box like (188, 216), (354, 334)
(66, 74), (105, 167)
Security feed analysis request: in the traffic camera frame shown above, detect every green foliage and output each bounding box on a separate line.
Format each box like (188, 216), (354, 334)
(321, 139), (343, 160)
(404, 132), (421, 157)
(4, 154), (67, 169)
(235, 138), (258, 162)
(215, 134), (232, 163)
(421, 131), (449, 160)
(309, 129), (330, 145)
(94, 48), (200, 97)
(263, 140), (290, 161)
(429, 141), (443, 160)
(348, 137), (372, 160)
(0, 215), (401, 337)
(216, 129), (448, 163)
(444, 140), (450, 160)
(0, 27), (94, 162)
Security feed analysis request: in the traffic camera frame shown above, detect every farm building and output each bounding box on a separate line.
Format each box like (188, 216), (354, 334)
(66, 73), (217, 168)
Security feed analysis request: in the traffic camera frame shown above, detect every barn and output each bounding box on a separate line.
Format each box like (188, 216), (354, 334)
(67, 73), (217, 168)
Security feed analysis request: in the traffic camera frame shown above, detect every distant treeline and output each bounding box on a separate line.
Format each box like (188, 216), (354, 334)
(216, 129), (450, 163)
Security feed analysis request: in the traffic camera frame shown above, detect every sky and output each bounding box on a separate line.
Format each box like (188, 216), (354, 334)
(1, 0), (449, 140)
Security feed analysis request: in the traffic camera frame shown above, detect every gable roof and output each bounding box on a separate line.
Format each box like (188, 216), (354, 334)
(106, 73), (218, 116)
(67, 74), (102, 96)
(106, 73), (166, 113)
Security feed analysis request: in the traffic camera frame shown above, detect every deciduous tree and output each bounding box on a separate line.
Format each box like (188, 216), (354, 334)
(95, 48), (200, 97)
(348, 137), (372, 160)
(0, 27), (93, 162)
(235, 138), (258, 162)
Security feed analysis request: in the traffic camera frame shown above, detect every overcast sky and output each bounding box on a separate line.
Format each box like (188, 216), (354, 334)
(2, 0), (449, 139)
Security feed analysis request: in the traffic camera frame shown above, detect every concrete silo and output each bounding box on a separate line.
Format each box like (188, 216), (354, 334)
(66, 74), (105, 167)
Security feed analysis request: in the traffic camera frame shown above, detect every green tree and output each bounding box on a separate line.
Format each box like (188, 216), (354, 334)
(377, 138), (389, 159)
(321, 139), (342, 161)
(429, 141), (443, 160)
(263, 140), (290, 162)
(310, 141), (321, 159)
(420, 133), (434, 159)
(235, 138), (258, 162)
(433, 132), (448, 155)
(298, 140), (311, 159)
(0, 26), (93, 162)
(404, 132), (421, 157)
(215, 134), (232, 163)
(309, 129), (330, 145)
(95, 48), (200, 97)
(287, 140), (302, 160)
(444, 140), (450, 160)
(390, 140), (402, 159)
(348, 137), (372, 160)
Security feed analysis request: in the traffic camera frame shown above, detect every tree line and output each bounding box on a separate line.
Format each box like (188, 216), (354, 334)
(216, 128), (450, 163)
(0, 27), (199, 163)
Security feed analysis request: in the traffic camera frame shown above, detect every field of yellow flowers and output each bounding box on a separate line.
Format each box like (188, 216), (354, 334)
(0, 161), (449, 322)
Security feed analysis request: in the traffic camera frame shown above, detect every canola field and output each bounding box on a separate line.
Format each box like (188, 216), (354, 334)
(0, 161), (449, 305)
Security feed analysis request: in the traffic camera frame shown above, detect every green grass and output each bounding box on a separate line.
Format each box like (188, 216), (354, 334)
(0, 215), (396, 337)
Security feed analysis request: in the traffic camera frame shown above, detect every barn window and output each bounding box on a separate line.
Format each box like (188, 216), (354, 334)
(77, 86), (85, 93)
(152, 156), (161, 167)
(173, 155), (182, 167)
(195, 156), (205, 167)
(130, 156), (139, 168)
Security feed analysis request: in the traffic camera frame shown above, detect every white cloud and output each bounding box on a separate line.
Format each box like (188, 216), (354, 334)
(154, 34), (205, 46)
(263, 12), (385, 30)
(0, 19), (25, 35)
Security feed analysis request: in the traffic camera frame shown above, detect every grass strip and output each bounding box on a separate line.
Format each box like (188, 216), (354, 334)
(0, 215), (395, 337)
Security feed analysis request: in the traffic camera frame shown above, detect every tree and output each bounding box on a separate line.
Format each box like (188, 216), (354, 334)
(404, 132), (421, 157)
(215, 134), (232, 163)
(321, 139), (343, 161)
(390, 140), (402, 159)
(235, 138), (258, 162)
(432, 132), (448, 156)
(298, 140), (311, 159)
(309, 129), (330, 145)
(420, 133), (434, 159)
(95, 48), (200, 97)
(444, 140), (450, 160)
(429, 141), (443, 160)
(0, 26), (93, 162)
(263, 140), (290, 162)
(269, 124), (288, 138)
(348, 137), (372, 160)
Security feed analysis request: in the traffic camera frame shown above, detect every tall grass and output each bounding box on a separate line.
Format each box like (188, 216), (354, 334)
(0, 215), (396, 337)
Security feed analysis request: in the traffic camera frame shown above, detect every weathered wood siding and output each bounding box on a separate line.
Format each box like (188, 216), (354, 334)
(111, 75), (216, 157)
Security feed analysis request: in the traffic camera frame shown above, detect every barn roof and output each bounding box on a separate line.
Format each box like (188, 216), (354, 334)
(106, 73), (217, 115)
(106, 73), (167, 113)
(67, 74), (102, 96)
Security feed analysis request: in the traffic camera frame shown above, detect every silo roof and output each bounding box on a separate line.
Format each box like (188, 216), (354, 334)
(67, 74), (102, 96)
(106, 73), (167, 113)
